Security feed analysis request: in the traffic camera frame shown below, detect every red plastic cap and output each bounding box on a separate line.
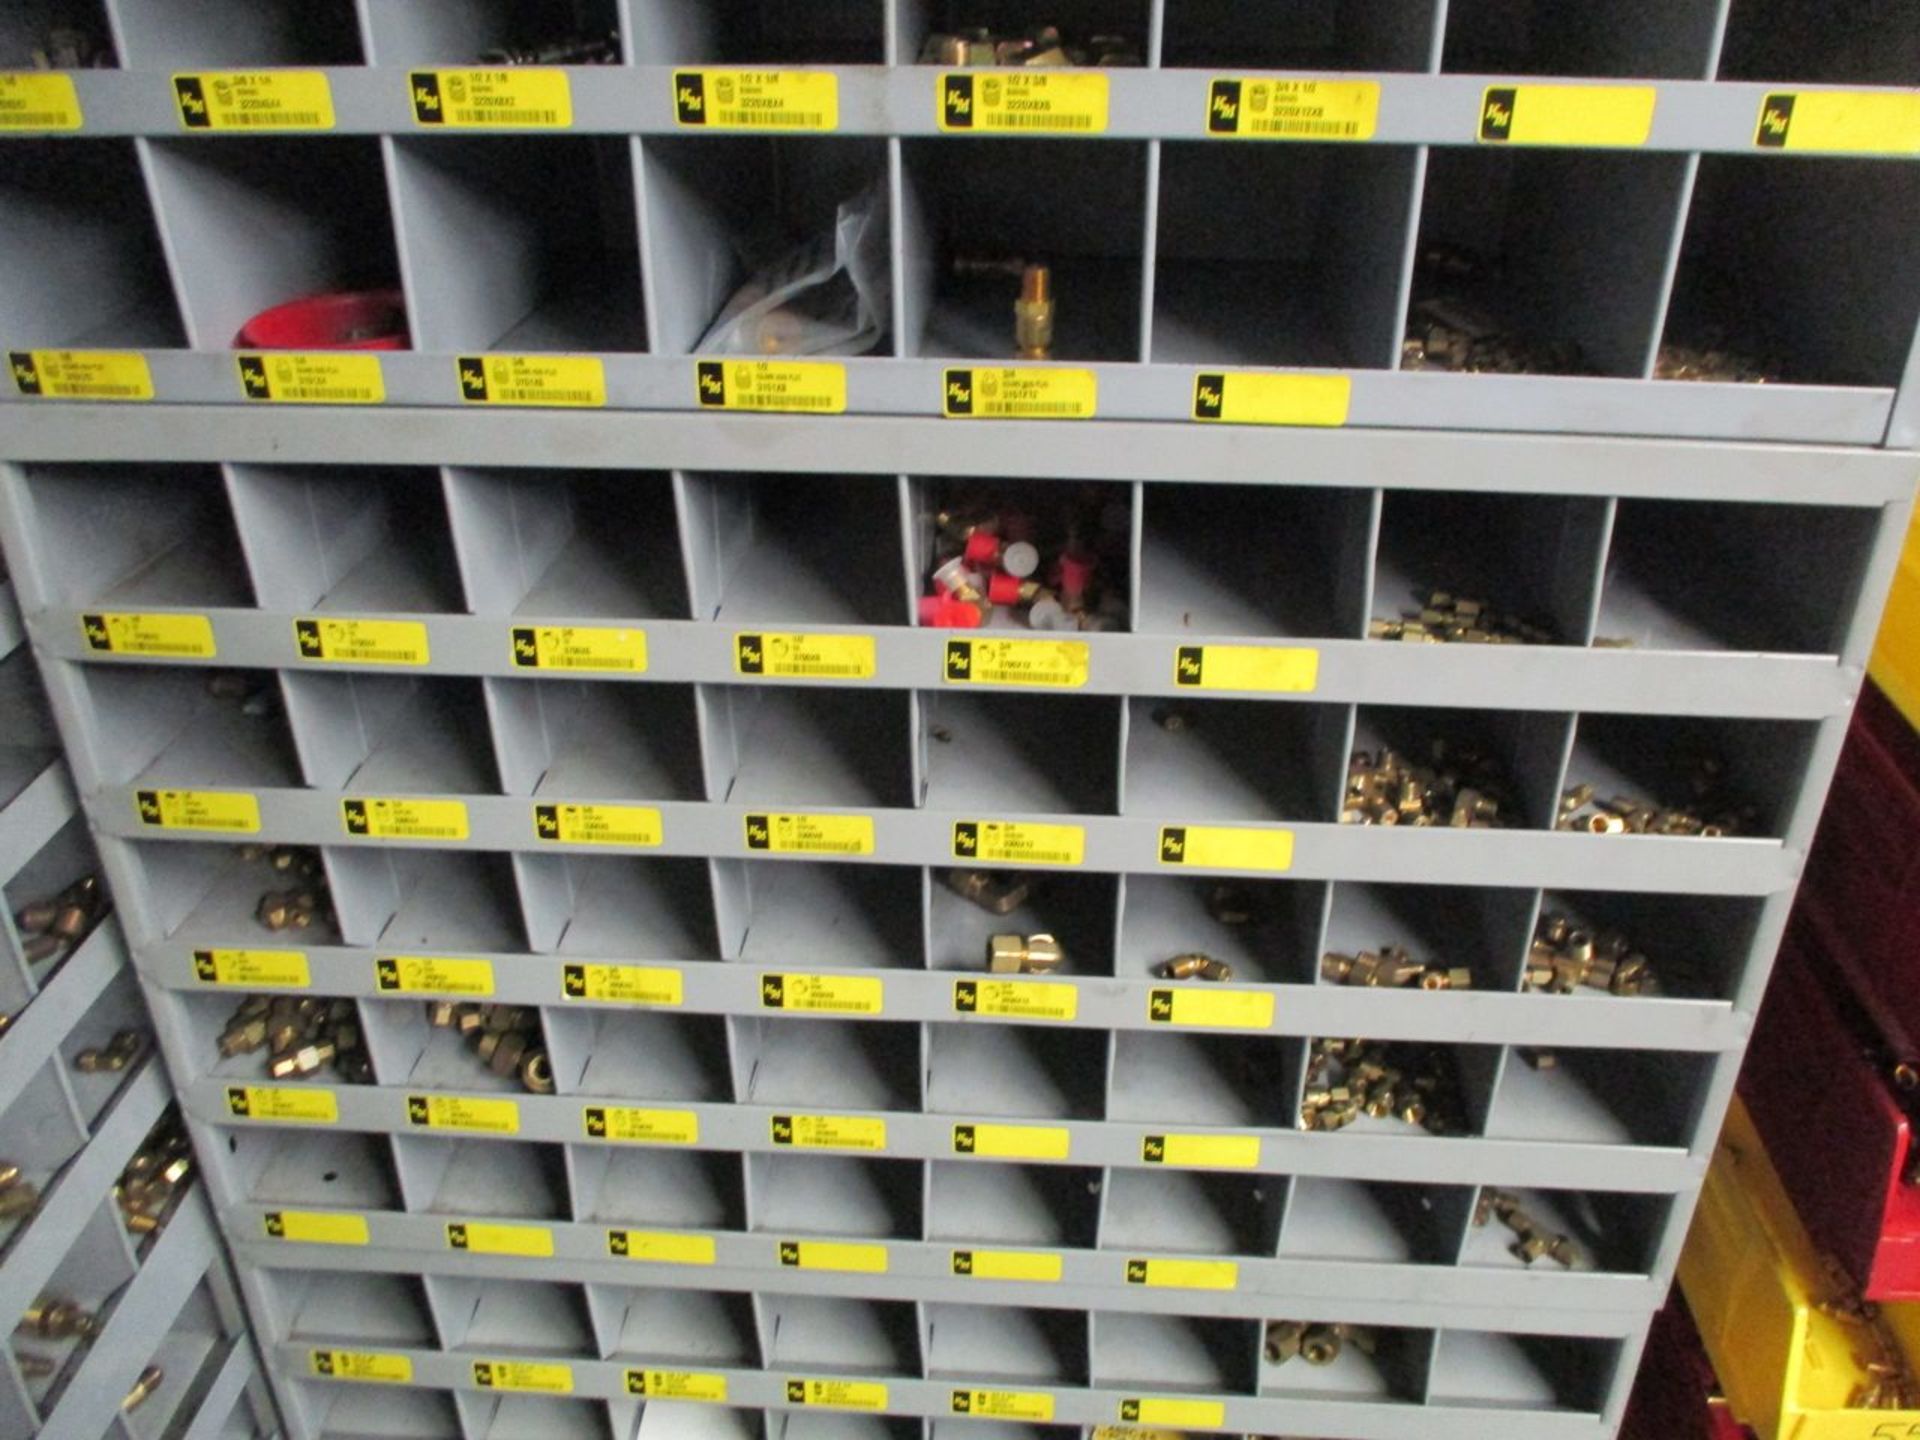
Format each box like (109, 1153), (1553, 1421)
(963, 531), (1001, 566)
(1056, 549), (1096, 603)
(919, 595), (983, 628)
(235, 289), (410, 350)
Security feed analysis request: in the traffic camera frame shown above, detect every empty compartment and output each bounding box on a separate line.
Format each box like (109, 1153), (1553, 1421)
(1559, 713), (1817, 839)
(515, 853), (719, 957)
(1460, 1186), (1669, 1274)
(1408, 149), (1688, 378)
(361, 986), (545, 1092)
(228, 1127), (402, 1209)
(572, 1147), (745, 1230)
(565, 1011), (732, 1100)
(1486, 1046), (1709, 1147)
(326, 848), (521, 952)
(1428, 1330), (1617, 1413)
(460, 1393), (617, 1440)
(1153, 142), (1418, 369)
(1322, 881), (1536, 993)
(284, 674), (498, 793)
(924, 1303), (1088, 1386)
(143, 139), (400, 352)
(1531, 891), (1762, 1002)
(1101, 1168), (1283, 1257)
(1260, 1319), (1432, 1403)
(0, 3), (114, 68)
(0, 1065), (84, 1247)
(490, 681), (704, 800)
(711, 860), (922, 969)
(929, 867), (1118, 977)
(429, 1275), (592, 1354)
(1303, 1037), (1500, 1139)
(1719, 0), (1920, 85)
(1092, 1312), (1257, 1395)
(121, 1279), (228, 1440)
(58, 967), (150, 1125)
(749, 1153), (920, 1239)
(899, 139), (1148, 362)
(447, 468), (691, 621)
(400, 1139), (571, 1221)
(897, 1), (1150, 65)
(775, 1419), (917, 1440)
(1161, 1), (1437, 69)
(395, 136), (644, 353)
(115, 0), (362, 66)
(364, 0), (625, 65)
(926, 1162), (1102, 1249)
(1350, 704), (1572, 830)
(640, 136), (889, 356)
(1109, 1031), (1300, 1128)
(272, 1270), (435, 1347)
(1280, 1178), (1474, 1265)
(10, 1197), (129, 1395)
(74, 664), (300, 788)
(757, 1294), (919, 1375)
(595, 1284), (759, 1368)
(227, 464), (463, 614)
(730, 1017), (920, 1112)
(177, 990), (372, 1085)
(705, 687), (913, 808)
(1661, 157), (1920, 389)
(1118, 873), (1324, 985)
(632, 1), (882, 64)
(925, 1022), (1106, 1120)
(921, 692), (1121, 815)
(7, 816), (109, 979)
(1442, 0), (1720, 77)
(287, 1384), (461, 1440)
(0, 651), (57, 816)
(0, 140), (181, 349)
(1125, 696), (1347, 823)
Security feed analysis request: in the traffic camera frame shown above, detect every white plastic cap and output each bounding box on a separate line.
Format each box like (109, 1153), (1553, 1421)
(1002, 540), (1040, 578)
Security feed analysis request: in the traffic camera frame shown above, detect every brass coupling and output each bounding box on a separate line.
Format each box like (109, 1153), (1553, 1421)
(75, 1027), (148, 1074)
(1344, 741), (1515, 829)
(121, 1364), (163, 1412)
(1157, 953), (1234, 982)
(221, 995), (371, 1084)
(1322, 944), (1471, 991)
(1527, 912), (1656, 997)
(430, 1002), (552, 1094)
(117, 1109), (192, 1238)
(1474, 1187), (1579, 1269)
(987, 933), (1064, 975)
(1302, 1036), (1466, 1137)
(1557, 759), (1757, 838)
(14, 872), (106, 970)
(944, 869), (1030, 916)
(19, 1295), (100, 1341)
(1265, 1318), (1377, 1366)
(1370, 589), (1555, 646)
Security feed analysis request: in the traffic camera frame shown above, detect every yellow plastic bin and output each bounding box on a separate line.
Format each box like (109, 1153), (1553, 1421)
(1870, 507), (1920, 734)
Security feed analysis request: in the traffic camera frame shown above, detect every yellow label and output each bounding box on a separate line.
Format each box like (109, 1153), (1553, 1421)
(952, 1122), (1070, 1160)
(375, 956), (494, 996)
(626, 1369), (728, 1402)
(1756, 90), (1920, 154)
(225, 1086), (337, 1124)
(1206, 76), (1378, 140)
(9, 350), (152, 400)
(1192, 371), (1350, 428)
(1147, 986), (1275, 1030)
(534, 802), (663, 847)
(264, 1210), (368, 1246)
(562, 963), (683, 1006)
(673, 69), (838, 130)
(457, 354), (604, 407)
(407, 1094), (519, 1134)
(80, 612), (215, 658)
(771, 1113), (886, 1150)
(237, 353), (383, 404)
(447, 1221), (553, 1257)
(778, 1239), (889, 1273)
(1143, 1132), (1262, 1168)
(472, 1360), (572, 1394)
(173, 71), (334, 130)
(952, 1248), (1063, 1282)
(194, 949), (309, 988)
(952, 1389), (1055, 1421)
(745, 812), (875, 856)
(760, 972), (883, 1015)
(343, 797), (468, 840)
(697, 359), (846, 413)
(0, 73), (81, 131)
(584, 1105), (698, 1145)
(944, 637), (1090, 688)
(1119, 1398), (1226, 1427)
(952, 820), (1084, 866)
(411, 69), (571, 127)
(311, 1349), (411, 1383)
(295, 617), (427, 665)
(1125, 1257), (1239, 1290)
(511, 624), (646, 672)
(734, 631), (876, 679)
(1158, 824), (1294, 873)
(939, 71), (1107, 133)
(1173, 643), (1320, 692)
(953, 979), (1078, 1022)
(943, 366), (1096, 419)
(135, 789), (260, 834)
(608, 1229), (716, 1265)
(786, 1378), (888, 1410)
(1479, 83), (1655, 146)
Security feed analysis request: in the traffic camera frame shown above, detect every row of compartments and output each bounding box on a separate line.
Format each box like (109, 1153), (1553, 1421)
(16, 461), (1887, 654)
(4, 134), (1916, 388)
(7, 0), (1914, 83)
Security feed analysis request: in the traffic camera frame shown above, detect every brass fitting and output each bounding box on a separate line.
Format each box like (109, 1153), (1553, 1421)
(519, 1048), (554, 1094)
(944, 869), (1030, 916)
(17, 1350), (53, 1380)
(987, 933), (1063, 975)
(1204, 884), (1254, 926)
(121, 1364), (162, 1412)
(1014, 264), (1054, 360)
(1158, 953), (1233, 982)
(1263, 1319), (1304, 1363)
(20, 1296), (98, 1340)
(268, 1041), (335, 1079)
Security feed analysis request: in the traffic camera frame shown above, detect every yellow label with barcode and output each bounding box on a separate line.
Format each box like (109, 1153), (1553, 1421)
(673, 70), (838, 130)
(1192, 371), (1350, 427)
(225, 1086), (337, 1124)
(457, 354), (603, 406)
(787, 1378), (888, 1410)
(745, 812), (875, 855)
(407, 1094), (519, 1134)
(237, 353), (383, 404)
(696, 359), (846, 413)
(375, 956), (493, 996)
(939, 71), (1107, 133)
(608, 1230), (716, 1264)
(343, 797), (468, 840)
(585, 1105), (698, 1145)
(9, 350), (152, 400)
(510, 624), (646, 672)
(295, 617), (427, 665)
(311, 1349), (410, 1383)
(0, 73), (81, 130)
(1205, 77), (1377, 139)
(562, 963), (682, 1005)
(944, 637), (1090, 688)
(472, 1359), (571, 1393)
(952, 820), (1084, 866)
(447, 1221), (552, 1257)
(411, 69), (571, 127)
(1174, 643), (1320, 692)
(80, 612), (215, 658)
(953, 979), (1078, 1022)
(1158, 824), (1294, 873)
(533, 802), (663, 847)
(1143, 1132), (1261, 1168)
(952, 1248), (1063, 1282)
(943, 365), (1096, 419)
(194, 949), (309, 988)
(135, 789), (260, 834)
(760, 972), (883, 1015)
(778, 1239), (889, 1273)
(1147, 985), (1275, 1030)
(952, 1123), (1070, 1160)
(1756, 90), (1920, 154)
(1120, 1398), (1226, 1427)
(952, 1389), (1055, 1420)
(735, 631), (875, 678)
(174, 71), (334, 130)
(265, 1210), (368, 1245)
(771, 1113), (886, 1150)
(1125, 1257), (1239, 1290)
(1478, 83), (1655, 146)
(626, 1369), (728, 1401)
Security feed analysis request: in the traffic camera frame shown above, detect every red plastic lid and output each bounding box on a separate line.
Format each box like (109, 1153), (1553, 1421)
(234, 289), (410, 350)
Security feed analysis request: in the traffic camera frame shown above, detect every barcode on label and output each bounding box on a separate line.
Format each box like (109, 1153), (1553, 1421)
(228, 110), (325, 126)
(765, 393), (839, 410)
(64, 384), (144, 396)
(993, 401), (1081, 414)
(6, 113), (70, 126)
(998, 114), (1094, 129)
(1248, 119), (1361, 136)
(468, 108), (558, 123)
(278, 387), (377, 402)
(496, 388), (596, 403)
(345, 649), (418, 663)
(715, 110), (825, 126)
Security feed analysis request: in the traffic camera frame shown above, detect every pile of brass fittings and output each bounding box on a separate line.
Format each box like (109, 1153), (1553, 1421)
(0, 1160), (38, 1222)
(1157, 952), (1234, 982)
(1302, 1037), (1467, 1135)
(1344, 741), (1517, 828)
(122, 1364), (164, 1413)
(428, 1003), (554, 1094)
(31, 28), (111, 68)
(220, 995), (373, 1084)
(1526, 913), (1655, 997)
(1655, 343), (1772, 384)
(987, 933), (1063, 975)
(1403, 245), (1593, 376)
(1475, 1187), (1578, 1268)
(921, 488), (1128, 631)
(945, 869), (1029, 916)
(1557, 763), (1757, 838)
(1265, 1319), (1377, 1366)
(1815, 1255), (1920, 1408)
(952, 257), (1056, 361)
(919, 25), (1142, 66)
(244, 844), (333, 933)
(478, 32), (619, 63)
(1322, 945), (1471, 991)
(1370, 590), (1555, 646)
(74, 1027), (148, 1075)
(117, 1109), (192, 1237)
(15, 873), (107, 968)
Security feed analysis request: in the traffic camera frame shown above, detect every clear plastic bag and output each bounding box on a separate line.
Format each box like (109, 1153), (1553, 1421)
(696, 183), (890, 357)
